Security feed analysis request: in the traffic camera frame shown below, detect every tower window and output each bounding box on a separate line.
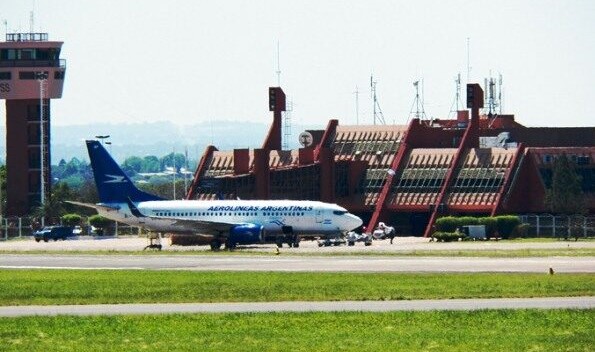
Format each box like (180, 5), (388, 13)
(19, 71), (36, 80)
(0, 72), (11, 80)
(577, 156), (590, 165)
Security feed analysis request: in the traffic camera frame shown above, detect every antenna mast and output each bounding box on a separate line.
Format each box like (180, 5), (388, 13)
(408, 79), (427, 121)
(354, 85), (359, 125)
(466, 37), (471, 83)
(483, 73), (503, 117)
(276, 41), (281, 87)
(282, 100), (293, 150)
(370, 75), (386, 125)
(449, 73), (463, 118)
(498, 74), (503, 114)
(274, 42), (292, 150)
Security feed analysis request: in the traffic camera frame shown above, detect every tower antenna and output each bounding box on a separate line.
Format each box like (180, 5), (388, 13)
(408, 79), (427, 122)
(276, 41), (281, 86)
(466, 37), (471, 83)
(449, 73), (463, 118)
(282, 99), (293, 150)
(353, 85), (360, 125)
(370, 75), (386, 125)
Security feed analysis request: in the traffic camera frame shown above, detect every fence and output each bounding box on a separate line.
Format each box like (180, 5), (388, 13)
(0, 216), (143, 240)
(519, 214), (595, 238)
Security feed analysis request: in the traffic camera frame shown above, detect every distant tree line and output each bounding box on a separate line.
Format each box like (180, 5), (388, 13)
(0, 152), (196, 218)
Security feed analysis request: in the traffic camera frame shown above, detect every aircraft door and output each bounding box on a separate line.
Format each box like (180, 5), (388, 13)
(315, 209), (323, 223)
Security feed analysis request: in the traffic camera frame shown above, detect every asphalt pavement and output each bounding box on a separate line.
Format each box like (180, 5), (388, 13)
(1, 253), (594, 272)
(1, 297), (593, 317)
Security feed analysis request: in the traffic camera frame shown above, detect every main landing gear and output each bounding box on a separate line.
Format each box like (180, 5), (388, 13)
(144, 233), (162, 251)
(209, 238), (236, 251)
(276, 227), (300, 248)
(210, 238), (222, 251)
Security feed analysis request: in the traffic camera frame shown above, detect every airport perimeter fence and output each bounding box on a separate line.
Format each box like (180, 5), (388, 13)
(0, 216), (144, 240)
(519, 214), (595, 239)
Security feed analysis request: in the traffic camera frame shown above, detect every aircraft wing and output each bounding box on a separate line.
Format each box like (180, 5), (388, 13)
(65, 200), (120, 212)
(152, 217), (239, 235)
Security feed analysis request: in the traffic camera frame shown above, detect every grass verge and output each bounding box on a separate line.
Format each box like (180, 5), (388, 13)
(0, 310), (593, 351)
(0, 270), (593, 306)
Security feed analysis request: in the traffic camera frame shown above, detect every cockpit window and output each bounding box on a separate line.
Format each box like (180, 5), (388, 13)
(333, 210), (348, 215)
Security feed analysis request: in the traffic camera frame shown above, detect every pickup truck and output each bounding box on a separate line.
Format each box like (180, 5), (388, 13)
(33, 226), (74, 242)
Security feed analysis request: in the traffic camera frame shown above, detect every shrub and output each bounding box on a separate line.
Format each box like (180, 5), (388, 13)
(61, 213), (82, 227)
(88, 215), (112, 236)
(458, 216), (479, 226)
(496, 215), (521, 239)
(478, 217), (498, 237)
(435, 217), (459, 232)
(432, 231), (465, 242)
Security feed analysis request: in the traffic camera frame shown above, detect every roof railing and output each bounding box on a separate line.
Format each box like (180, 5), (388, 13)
(6, 32), (49, 42)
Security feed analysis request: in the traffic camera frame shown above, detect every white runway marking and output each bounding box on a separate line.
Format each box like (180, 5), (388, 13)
(0, 265), (145, 270)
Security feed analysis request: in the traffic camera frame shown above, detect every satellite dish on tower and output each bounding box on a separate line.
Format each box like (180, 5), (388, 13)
(298, 131), (313, 147)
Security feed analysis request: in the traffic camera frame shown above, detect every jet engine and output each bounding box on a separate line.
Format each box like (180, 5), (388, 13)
(229, 224), (263, 244)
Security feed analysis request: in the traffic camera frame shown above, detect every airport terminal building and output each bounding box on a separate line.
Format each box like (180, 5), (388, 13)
(186, 87), (595, 236)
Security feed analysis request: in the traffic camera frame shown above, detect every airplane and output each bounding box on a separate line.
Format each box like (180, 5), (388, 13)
(70, 140), (363, 250)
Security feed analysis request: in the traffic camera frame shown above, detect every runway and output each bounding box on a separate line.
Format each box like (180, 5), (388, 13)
(1, 297), (593, 317)
(1, 253), (594, 273)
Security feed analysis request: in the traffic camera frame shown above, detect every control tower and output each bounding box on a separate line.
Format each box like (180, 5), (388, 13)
(0, 32), (66, 216)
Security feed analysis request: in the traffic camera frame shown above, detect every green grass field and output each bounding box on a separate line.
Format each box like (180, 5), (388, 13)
(1, 270), (593, 306)
(0, 310), (593, 351)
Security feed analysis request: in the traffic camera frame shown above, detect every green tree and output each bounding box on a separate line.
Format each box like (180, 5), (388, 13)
(137, 180), (188, 200)
(545, 154), (586, 215)
(122, 156), (143, 175)
(160, 152), (187, 172)
(142, 155), (160, 173)
(61, 213), (82, 226)
(32, 196), (64, 224)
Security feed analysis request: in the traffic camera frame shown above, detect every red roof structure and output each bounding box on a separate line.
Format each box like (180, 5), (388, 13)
(187, 86), (595, 236)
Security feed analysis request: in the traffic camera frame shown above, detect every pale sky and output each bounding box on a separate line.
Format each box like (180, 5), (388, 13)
(1, 0), (594, 130)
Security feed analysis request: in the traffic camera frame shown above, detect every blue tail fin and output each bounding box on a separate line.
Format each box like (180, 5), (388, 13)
(86, 140), (162, 204)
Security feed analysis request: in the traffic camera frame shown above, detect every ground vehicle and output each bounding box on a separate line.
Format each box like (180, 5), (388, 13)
(33, 226), (74, 242)
(317, 237), (346, 247)
(346, 231), (372, 246)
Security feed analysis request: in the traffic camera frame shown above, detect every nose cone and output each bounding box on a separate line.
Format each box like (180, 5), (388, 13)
(346, 213), (363, 231)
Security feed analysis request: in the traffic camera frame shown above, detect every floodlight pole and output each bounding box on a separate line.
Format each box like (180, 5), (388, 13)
(37, 73), (47, 215)
(95, 135), (110, 146)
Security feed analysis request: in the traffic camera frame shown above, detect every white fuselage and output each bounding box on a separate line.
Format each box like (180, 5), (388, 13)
(97, 199), (362, 237)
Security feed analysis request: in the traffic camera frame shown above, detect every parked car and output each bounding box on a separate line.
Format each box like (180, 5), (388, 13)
(33, 226), (74, 242)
